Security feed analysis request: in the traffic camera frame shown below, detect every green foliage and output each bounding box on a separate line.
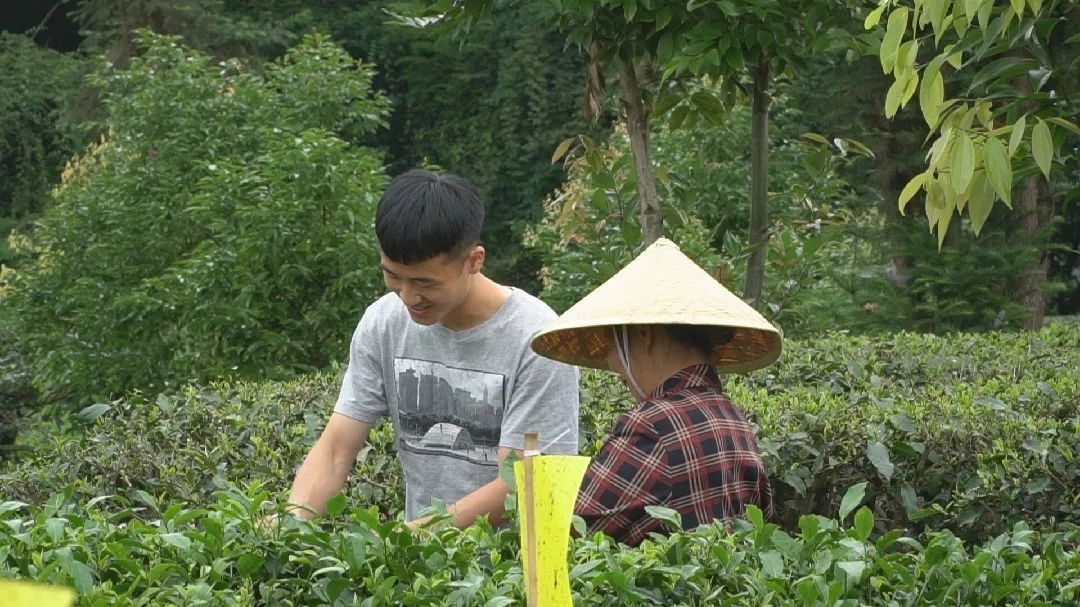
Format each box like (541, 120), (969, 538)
(0, 32), (389, 407)
(5, 319), (1077, 547)
(579, 321), (1080, 543)
(525, 126), (724, 313)
(531, 88), (892, 336)
(241, 1), (588, 289)
(2, 485), (1079, 605)
(0, 33), (85, 267)
(874, 0), (1080, 240)
(0, 369), (402, 515)
(741, 321), (1080, 541)
(2, 320), (1078, 605)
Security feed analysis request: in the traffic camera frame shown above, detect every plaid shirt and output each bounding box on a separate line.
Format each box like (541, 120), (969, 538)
(576, 364), (773, 546)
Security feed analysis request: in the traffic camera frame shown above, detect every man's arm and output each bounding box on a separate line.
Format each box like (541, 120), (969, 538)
(408, 446), (519, 530)
(287, 412), (373, 520)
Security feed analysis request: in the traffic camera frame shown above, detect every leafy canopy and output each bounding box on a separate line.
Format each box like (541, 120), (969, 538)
(1, 31), (390, 406)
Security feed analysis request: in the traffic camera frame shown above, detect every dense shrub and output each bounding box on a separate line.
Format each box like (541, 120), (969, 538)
(739, 321), (1080, 541)
(0, 32), (389, 407)
(3, 322), (1076, 545)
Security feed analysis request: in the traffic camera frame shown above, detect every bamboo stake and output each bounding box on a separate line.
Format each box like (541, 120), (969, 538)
(523, 431), (539, 607)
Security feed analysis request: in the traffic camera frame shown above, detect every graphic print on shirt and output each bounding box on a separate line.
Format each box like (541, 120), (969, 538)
(393, 357), (506, 466)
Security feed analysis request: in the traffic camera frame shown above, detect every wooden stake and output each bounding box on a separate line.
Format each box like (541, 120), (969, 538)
(523, 431), (539, 607)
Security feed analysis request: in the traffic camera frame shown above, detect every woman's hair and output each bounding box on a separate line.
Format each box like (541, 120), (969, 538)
(661, 324), (735, 358)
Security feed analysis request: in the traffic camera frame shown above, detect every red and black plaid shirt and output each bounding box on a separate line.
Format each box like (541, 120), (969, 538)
(575, 364), (773, 546)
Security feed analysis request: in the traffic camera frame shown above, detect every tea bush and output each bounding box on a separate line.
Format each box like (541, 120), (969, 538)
(1, 322), (1077, 604)
(2, 486), (1078, 606)
(0, 32), (389, 408)
(3, 321), (1076, 545)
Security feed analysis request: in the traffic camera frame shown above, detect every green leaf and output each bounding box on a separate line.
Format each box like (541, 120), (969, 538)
(1008, 114), (1027, 158)
(760, 550), (784, 578)
(885, 77), (905, 118)
(77, 403), (111, 423)
(864, 5), (885, 29)
(67, 559), (94, 596)
(968, 172), (995, 235)
(926, 0), (946, 40)
(797, 576), (820, 604)
(0, 501), (29, 515)
(936, 189), (955, 249)
(343, 533), (367, 570)
(644, 505), (682, 530)
(745, 503), (765, 529)
(839, 482), (867, 522)
(655, 7), (672, 30)
(985, 136), (1012, 207)
(690, 91), (725, 125)
(45, 517), (67, 542)
(899, 173), (926, 214)
(853, 506), (874, 541)
(837, 560), (867, 588)
(919, 60), (945, 127)
(237, 554), (265, 576)
(900, 484), (918, 515)
(867, 441), (894, 480)
(1046, 117), (1080, 136)
(484, 598), (516, 607)
(161, 532), (192, 550)
(951, 132), (975, 194)
(1009, 0), (1024, 17)
(499, 451), (520, 491)
(895, 40), (919, 78)
(325, 493), (347, 518)
(964, 0), (982, 20)
(879, 8), (909, 74)
(1031, 118), (1053, 179)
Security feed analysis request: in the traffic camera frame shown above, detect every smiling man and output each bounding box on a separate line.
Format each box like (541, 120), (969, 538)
(285, 169), (580, 530)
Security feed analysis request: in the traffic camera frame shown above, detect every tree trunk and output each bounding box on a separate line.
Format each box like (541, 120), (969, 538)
(617, 59), (663, 246)
(1013, 66), (1052, 331)
(743, 57), (772, 307)
(1017, 175), (1051, 330)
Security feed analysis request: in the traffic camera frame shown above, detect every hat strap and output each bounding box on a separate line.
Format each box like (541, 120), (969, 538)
(613, 326), (646, 399)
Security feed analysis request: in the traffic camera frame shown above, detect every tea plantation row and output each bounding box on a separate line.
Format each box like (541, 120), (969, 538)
(2, 321), (1078, 604)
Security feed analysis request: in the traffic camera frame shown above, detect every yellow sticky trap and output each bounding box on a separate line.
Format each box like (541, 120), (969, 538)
(514, 454), (590, 607)
(0, 579), (76, 607)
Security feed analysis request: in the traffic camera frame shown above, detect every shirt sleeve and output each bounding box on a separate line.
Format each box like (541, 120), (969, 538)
(575, 411), (666, 543)
(333, 308), (389, 423)
(498, 345), (580, 454)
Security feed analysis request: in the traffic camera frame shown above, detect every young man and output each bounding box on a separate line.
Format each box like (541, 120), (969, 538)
(286, 169), (580, 529)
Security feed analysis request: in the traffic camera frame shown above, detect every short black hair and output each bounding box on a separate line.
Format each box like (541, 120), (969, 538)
(375, 169), (484, 264)
(663, 324), (735, 359)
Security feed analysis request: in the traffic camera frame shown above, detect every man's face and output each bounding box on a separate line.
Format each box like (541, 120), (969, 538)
(380, 248), (479, 326)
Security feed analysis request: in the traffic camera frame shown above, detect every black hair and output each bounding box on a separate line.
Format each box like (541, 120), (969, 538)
(375, 169), (484, 264)
(662, 324), (735, 358)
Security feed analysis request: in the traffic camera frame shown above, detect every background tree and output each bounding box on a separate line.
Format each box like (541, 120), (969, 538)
(0, 32), (85, 268)
(442, 0), (861, 309)
(871, 0), (1079, 328)
(0, 32), (390, 406)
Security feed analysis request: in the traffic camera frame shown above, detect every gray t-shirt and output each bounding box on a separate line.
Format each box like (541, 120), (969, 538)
(334, 288), (580, 520)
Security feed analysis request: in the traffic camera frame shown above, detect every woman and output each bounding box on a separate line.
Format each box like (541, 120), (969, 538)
(531, 238), (781, 546)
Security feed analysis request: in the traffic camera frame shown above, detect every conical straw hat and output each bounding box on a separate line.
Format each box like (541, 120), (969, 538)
(531, 238), (782, 373)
